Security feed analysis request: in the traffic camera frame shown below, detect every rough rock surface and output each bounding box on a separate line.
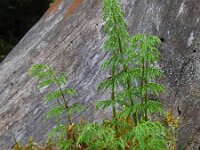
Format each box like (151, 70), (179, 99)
(0, 0), (200, 149)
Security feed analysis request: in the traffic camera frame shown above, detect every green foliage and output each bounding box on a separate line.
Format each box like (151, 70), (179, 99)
(94, 0), (172, 149)
(98, 0), (165, 124)
(29, 64), (81, 122)
(102, 0), (129, 53)
(48, 124), (74, 150)
(47, 105), (64, 118)
(77, 123), (125, 150)
(15, 0), (178, 150)
(133, 121), (168, 150)
(125, 33), (165, 122)
(29, 64), (84, 149)
(100, 0), (130, 119)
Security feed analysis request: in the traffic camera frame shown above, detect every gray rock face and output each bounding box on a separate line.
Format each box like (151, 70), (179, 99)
(0, 0), (200, 149)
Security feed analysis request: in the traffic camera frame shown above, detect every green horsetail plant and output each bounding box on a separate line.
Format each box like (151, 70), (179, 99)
(116, 34), (165, 124)
(96, 0), (133, 136)
(130, 34), (165, 121)
(97, 0), (165, 127)
(29, 64), (78, 124)
(29, 64), (84, 149)
(97, 0), (131, 120)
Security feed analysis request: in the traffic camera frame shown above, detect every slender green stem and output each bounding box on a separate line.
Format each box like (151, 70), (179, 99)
(111, 64), (116, 118)
(111, 62), (120, 137)
(144, 61), (148, 121)
(53, 73), (72, 125)
(140, 58), (145, 121)
(112, 10), (137, 125)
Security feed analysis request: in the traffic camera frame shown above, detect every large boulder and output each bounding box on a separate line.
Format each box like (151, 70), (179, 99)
(0, 0), (199, 149)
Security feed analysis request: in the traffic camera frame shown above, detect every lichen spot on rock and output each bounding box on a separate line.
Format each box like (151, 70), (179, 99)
(177, 2), (185, 18)
(187, 32), (194, 47)
(64, 0), (83, 17)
